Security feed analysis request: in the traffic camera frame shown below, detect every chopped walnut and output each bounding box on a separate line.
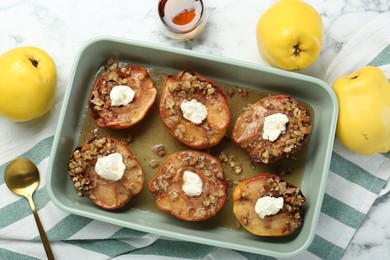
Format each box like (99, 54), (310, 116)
(218, 151), (243, 176)
(167, 71), (217, 97)
(68, 137), (116, 196)
(233, 174), (306, 236)
(67, 136), (144, 210)
(225, 86), (236, 99)
(148, 150), (227, 222)
(148, 160), (160, 168)
(123, 133), (133, 145)
(232, 95), (312, 165)
(153, 144), (167, 157)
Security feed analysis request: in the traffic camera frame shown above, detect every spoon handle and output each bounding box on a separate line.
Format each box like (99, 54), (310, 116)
(27, 195), (55, 260)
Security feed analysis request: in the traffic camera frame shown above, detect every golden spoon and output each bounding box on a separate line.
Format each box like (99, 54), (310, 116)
(4, 158), (55, 260)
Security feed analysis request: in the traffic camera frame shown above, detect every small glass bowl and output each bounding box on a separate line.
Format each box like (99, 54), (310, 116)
(157, 0), (208, 40)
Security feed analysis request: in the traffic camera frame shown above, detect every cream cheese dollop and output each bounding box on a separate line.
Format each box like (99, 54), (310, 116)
(262, 113), (289, 142)
(182, 170), (203, 196)
(180, 99), (208, 124)
(94, 153), (126, 181)
(110, 85), (135, 106)
(255, 196), (284, 219)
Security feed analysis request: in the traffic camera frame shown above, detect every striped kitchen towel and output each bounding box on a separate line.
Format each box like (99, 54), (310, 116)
(1, 14), (390, 260)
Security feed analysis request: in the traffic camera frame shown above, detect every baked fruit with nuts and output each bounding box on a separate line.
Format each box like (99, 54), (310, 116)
(233, 173), (306, 236)
(232, 95), (311, 164)
(68, 136), (144, 210)
(159, 70), (231, 149)
(149, 150), (227, 221)
(89, 65), (157, 129)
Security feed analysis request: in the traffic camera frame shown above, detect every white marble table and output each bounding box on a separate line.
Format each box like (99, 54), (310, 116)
(0, 0), (389, 259)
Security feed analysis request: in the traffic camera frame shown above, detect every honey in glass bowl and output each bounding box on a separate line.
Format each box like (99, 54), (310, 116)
(157, 0), (208, 40)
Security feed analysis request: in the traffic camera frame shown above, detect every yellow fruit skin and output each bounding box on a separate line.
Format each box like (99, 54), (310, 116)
(0, 46), (57, 122)
(333, 66), (390, 155)
(256, 0), (323, 71)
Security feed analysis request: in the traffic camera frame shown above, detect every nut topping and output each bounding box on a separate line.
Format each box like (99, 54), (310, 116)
(232, 173), (306, 236)
(68, 136), (144, 210)
(232, 95), (312, 164)
(159, 70), (231, 149)
(149, 150), (227, 222)
(88, 65), (157, 129)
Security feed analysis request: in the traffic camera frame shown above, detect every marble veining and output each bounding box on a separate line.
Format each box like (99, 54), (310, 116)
(343, 190), (390, 259)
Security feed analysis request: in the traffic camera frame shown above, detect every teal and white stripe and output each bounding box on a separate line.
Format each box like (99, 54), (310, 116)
(1, 14), (390, 260)
(1, 113), (389, 260)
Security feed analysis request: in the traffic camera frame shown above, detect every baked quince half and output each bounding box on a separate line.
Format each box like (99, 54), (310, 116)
(159, 70), (230, 149)
(89, 65), (157, 129)
(149, 150), (227, 221)
(232, 95), (311, 164)
(68, 136), (144, 210)
(233, 173), (306, 236)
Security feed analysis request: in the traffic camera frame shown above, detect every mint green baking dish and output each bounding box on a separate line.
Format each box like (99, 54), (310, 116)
(46, 36), (338, 257)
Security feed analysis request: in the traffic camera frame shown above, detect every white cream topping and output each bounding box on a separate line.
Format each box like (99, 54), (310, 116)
(94, 153), (126, 181)
(182, 170), (203, 196)
(110, 85), (135, 106)
(255, 196), (284, 219)
(262, 113), (289, 142)
(180, 99), (208, 124)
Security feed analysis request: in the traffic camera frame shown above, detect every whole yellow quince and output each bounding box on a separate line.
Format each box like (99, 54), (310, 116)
(333, 66), (390, 155)
(0, 46), (57, 122)
(256, 0), (323, 70)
